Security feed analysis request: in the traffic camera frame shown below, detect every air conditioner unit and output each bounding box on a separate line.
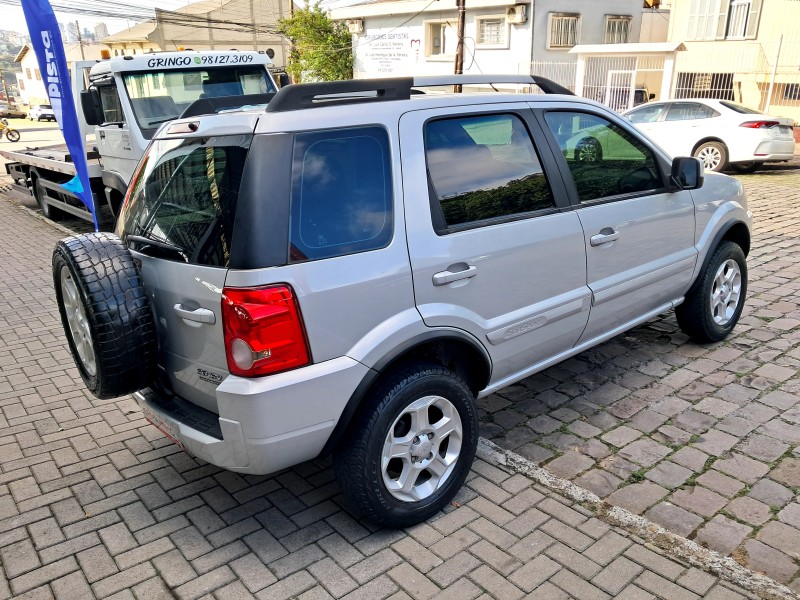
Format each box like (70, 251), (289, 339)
(506, 5), (527, 24)
(347, 19), (364, 34)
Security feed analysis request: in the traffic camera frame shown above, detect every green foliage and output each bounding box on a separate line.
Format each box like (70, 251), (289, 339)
(277, 2), (353, 83)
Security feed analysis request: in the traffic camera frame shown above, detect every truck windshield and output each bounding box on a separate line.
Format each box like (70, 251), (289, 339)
(123, 66), (275, 131)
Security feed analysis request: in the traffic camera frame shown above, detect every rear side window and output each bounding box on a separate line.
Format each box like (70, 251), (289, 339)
(665, 103), (719, 121)
(117, 135), (251, 267)
(425, 114), (555, 231)
(289, 126), (392, 262)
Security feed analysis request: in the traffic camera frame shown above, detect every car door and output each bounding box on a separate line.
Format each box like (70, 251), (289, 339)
(540, 108), (697, 344)
(399, 106), (592, 385)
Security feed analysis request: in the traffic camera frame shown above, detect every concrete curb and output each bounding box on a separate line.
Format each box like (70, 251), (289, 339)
(477, 438), (796, 600)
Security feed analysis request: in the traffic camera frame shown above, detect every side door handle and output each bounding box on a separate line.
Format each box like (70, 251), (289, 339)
(590, 228), (620, 247)
(174, 304), (216, 324)
(433, 265), (477, 286)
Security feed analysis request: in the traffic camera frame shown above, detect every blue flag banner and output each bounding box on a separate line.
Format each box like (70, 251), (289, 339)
(20, 0), (98, 230)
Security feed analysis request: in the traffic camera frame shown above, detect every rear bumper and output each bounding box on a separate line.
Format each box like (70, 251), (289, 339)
(733, 138), (795, 163)
(134, 356), (370, 475)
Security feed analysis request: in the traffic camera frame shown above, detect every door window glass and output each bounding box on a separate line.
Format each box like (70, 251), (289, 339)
(425, 114), (555, 230)
(626, 103), (667, 123)
(289, 127), (393, 262)
(544, 111), (662, 203)
(666, 102), (719, 120)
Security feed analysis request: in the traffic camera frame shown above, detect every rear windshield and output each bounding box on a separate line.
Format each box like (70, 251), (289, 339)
(41, 104), (52, 109)
(117, 135), (251, 267)
(719, 101), (761, 114)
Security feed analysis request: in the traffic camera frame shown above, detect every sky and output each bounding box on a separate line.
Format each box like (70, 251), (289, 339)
(0, 0), (197, 38)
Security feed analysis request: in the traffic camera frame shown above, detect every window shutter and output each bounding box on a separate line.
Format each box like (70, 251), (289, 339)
(715, 0), (729, 39)
(745, 0), (762, 39)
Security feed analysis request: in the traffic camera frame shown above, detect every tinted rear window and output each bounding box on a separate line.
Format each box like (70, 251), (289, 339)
(117, 135), (251, 267)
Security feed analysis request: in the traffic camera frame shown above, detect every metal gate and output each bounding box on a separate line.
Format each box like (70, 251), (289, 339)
(581, 55), (666, 112)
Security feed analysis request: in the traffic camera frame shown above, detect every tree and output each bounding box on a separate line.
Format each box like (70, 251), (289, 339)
(277, 2), (353, 83)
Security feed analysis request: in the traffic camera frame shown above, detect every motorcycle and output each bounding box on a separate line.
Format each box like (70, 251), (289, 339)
(0, 118), (20, 142)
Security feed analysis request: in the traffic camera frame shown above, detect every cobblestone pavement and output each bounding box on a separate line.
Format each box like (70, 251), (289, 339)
(0, 166), (786, 600)
(475, 163), (800, 592)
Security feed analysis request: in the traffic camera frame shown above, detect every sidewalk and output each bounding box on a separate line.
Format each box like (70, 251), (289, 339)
(0, 191), (773, 599)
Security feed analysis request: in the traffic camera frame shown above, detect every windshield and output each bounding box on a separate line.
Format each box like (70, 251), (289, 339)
(117, 134), (252, 267)
(123, 66), (275, 131)
(41, 104), (52, 109)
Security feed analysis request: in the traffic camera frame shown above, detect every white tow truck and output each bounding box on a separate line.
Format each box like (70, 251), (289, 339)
(1, 50), (284, 226)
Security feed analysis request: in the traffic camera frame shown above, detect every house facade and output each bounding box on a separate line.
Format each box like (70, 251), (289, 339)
(667, 0), (800, 120)
(14, 43), (109, 107)
(328, 0), (645, 82)
(101, 0), (291, 68)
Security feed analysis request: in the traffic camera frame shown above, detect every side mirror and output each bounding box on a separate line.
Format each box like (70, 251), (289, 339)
(278, 73), (291, 88)
(649, 93), (655, 100)
(80, 88), (103, 126)
(669, 156), (704, 191)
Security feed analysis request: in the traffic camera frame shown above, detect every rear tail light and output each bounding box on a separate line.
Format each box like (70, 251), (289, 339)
(221, 284), (310, 377)
(739, 120), (780, 129)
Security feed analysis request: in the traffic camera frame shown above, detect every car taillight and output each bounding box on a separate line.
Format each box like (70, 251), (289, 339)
(740, 120), (780, 129)
(221, 285), (310, 377)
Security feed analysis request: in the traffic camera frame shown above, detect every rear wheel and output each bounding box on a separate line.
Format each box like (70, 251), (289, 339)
(676, 241), (747, 343)
(335, 362), (478, 527)
(53, 233), (157, 399)
(5, 128), (19, 142)
(693, 141), (728, 172)
(31, 169), (64, 221)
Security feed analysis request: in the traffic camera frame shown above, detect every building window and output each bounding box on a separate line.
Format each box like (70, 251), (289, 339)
(25, 68), (31, 79)
(426, 20), (456, 57)
(548, 13), (579, 49)
(687, 0), (762, 40)
(34, 69), (41, 80)
(783, 83), (800, 101)
(476, 16), (506, 47)
(605, 15), (632, 44)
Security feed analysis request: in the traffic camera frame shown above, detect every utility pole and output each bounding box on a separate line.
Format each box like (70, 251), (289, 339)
(453, 0), (465, 93)
(76, 21), (86, 60)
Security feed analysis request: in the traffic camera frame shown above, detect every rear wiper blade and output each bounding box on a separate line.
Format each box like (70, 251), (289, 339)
(126, 235), (189, 262)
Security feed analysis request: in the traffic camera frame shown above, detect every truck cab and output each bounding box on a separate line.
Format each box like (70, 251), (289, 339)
(82, 51), (279, 217)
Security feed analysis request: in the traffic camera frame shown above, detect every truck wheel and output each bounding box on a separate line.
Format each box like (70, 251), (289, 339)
(676, 241), (747, 343)
(30, 170), (64, 221)
(335, 362), (478, 528)
(53, 233), (157, 399)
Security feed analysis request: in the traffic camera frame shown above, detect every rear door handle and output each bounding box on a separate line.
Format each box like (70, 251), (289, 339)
(174, 304), (216, 324)
(433, 265), (477, 286)
(590, 228), (620, 246)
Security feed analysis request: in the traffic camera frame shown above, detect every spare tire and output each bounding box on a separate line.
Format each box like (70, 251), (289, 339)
(53, 233), (156, 399)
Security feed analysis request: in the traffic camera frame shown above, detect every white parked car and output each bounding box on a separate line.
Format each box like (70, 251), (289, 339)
(29, 104), (55, 122)
(623, 98), (795, 173)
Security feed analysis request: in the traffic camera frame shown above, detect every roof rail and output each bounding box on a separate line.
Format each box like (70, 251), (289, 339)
(265, 75), (573, 113)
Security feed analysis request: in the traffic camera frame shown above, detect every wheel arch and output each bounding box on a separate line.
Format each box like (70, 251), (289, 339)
(319, 331), (491, 457)
(689, 220), (750, 296)
(691, 137), (728, 155)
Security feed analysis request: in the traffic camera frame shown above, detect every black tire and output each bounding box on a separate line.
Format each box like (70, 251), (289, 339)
(676, 241), (747, 343)
(575, 137), (603, 163)
(30, 170), (64, 221)
(335, 362), (478, 528)
(729, 162), (761, 174)
(52, 233), (157, 399)
(693, 141), (728, 172)
(5, 129), (19, 142)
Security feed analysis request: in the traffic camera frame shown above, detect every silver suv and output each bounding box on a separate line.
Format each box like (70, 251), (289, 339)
(53, 75), (751, 527)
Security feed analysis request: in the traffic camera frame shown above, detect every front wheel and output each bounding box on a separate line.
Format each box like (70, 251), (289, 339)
(5, 128), (19, 142)
(335, 362), (478, 528)
(676, 241), (747, 343)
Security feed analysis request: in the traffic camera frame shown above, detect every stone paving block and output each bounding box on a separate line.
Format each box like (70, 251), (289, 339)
(591, 556), (644, 596)
(426, 551), (481, 588)
(308, 557), (359, 598)
(545, 542), (601, 579)
(131, 577), (174, 600)
(671, 486), (727, 518)
(76, 544), (118, 583)
(1, 538), (41, 578)
(747, 479), (794, 508)
(51, 570), (92, 600)
(644, 462), (692, 489)
(347, 548), (403, 586)
(254, 570), (316, 600)
(634, 571), (699, 600)
(10, 556), (79, 596)
(756, 520), (800, 557)
(713, 454), (769, 485)
(618, 439), (672, 467)
(623, 545), (684, 581)
(696, 470), (746, 498)
(539, 519), (593, 551)
(726, 497), (772, 526)
(543, 452), (595, 479)
(694, 515), (752, 555)
(606, 482), (668, 515)
(769, 457), (800, 487)
(173, 565), (236, 600)
(551, 568), (611, 600)
(740, 538), (798, 584)
(573, 469), (622, 498)
(467, 539), (521, 576)
(644, 502), (704, 538)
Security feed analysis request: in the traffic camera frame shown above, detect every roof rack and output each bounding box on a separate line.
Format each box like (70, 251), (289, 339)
(265, 75), (573, 113)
